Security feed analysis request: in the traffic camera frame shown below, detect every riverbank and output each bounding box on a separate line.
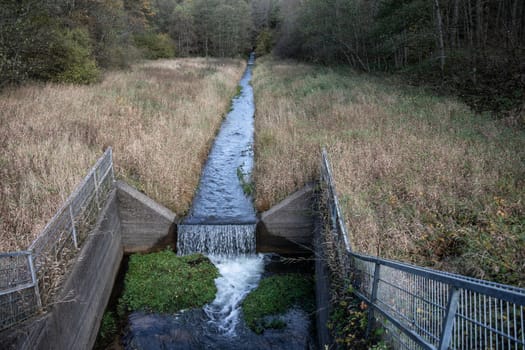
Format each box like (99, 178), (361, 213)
(252, 57), (524, 286)
(0, 58), (245, 252)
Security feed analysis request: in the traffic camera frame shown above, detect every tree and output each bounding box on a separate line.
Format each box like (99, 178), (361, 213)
(192, 0), (252, 57)
(0, 0), (100, 85)
(170, 3), (197, 56)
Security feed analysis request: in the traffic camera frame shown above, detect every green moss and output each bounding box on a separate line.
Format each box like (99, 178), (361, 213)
(94, 311), (118, 349)
(118, 251), (218, 314)
(236, 166), (254, 197)
(242, 274), (314, 334)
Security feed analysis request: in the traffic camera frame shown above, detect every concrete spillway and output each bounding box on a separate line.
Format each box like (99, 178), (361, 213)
(177, 224), (256, 257)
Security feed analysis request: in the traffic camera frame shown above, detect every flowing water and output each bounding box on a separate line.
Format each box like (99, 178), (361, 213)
(123, 55), (313, 349)
(177, 224), (256, 257)
(181, 54), (256, 226)
(177, 52), (263, 336)
(203, 255), (265, 336)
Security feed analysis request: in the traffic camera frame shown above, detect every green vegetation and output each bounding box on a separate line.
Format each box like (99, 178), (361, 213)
(253, 58), (525, 286)
(1, 0), (255, 87)
(119, 251), (218, 314)
(255, 29), (273, 57)
(2, 0), (523, 115)
(94, 311), (118, 350)
(242, 274), (314, 334)
(54, 28), (100, 84)
(235, 85), (243, 97)
(237, 166), (254, 197)
(328, 287), (388, 349)
(133, 32), (175, 59)
(269, 0), (524, 115)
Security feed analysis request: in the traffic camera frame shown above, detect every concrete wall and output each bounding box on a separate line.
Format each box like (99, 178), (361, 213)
(0, 180), (325, 349)
(314, 216), (334, 349)
(2, 190), (123, 350)
(1, 182), (181, 349)
(257, 183), (315, 256)
(116, 181), (177, 253)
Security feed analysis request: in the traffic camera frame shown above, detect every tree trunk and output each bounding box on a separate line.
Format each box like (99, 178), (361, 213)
(434, 0), (446, 76)
(451, 0), (459, 48)
(475, 0), (483, 52)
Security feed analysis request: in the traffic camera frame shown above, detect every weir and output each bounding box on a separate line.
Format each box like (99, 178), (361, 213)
(0, 54), (316, 349)
(177, 224), (256, 257)
(171, 52), (266, 339)
(178, 54), (257, 257)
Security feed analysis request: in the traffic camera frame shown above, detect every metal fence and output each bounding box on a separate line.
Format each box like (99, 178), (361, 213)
(0, 148), (114, 331)
(320, 149), (525, 350)
(0, 251), (40, 331)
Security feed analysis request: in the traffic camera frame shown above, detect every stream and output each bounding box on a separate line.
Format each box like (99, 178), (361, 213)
(122, 54), (314, 349)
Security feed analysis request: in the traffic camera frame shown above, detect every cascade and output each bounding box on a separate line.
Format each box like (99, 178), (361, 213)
(176, 53), (260, 336)
(177, 224), (256, 257)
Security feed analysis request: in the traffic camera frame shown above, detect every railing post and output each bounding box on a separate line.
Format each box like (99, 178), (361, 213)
(93, 171), (100, 209)
(68, 204), (78, 249)
(109, 148), (115, 183)
(438, 286), (460, 350)
(28, 253), (42, 309)
(366, 261), (381, 338)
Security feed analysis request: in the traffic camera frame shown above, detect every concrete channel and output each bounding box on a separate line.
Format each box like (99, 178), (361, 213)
(2, 181), (328, 350)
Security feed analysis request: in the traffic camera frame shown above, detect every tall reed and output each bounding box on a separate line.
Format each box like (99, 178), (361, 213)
(252, 58), (524, 286)
(0, 58), (245, 252)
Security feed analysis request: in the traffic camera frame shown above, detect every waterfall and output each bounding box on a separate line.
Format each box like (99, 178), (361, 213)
(177, 224), (263, 335)
(175, 58), (260, 337)
(177, 224), (256, 258)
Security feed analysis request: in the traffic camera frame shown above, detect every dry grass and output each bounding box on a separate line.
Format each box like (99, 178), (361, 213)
(252, 58), (525, 286)
(0, 57), (245, 252)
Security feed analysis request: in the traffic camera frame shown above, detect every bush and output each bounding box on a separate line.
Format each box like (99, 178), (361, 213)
(54, 27), (100, 84)
(134, 32), (175, 59)
(255, 30), (273, 57)
(100, 44), (141, 69)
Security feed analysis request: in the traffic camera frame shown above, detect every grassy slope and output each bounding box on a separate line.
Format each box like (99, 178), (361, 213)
(0, 58), (245, 251)
(252, 58), (524, 286)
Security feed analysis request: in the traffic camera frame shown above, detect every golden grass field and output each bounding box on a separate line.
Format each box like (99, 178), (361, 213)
(1, 55), (523, 286)
(0, 58), (245, 252)
(252, 58), (524, 286)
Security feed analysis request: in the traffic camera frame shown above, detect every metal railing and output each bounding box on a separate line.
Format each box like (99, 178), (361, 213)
(0, 251), (40, 331)
(0, 148), (114, 331)
(29, 147), (114, 272)
(320, 148), (525, 350)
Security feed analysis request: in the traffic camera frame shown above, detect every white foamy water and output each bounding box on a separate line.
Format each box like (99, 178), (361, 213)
(204, 254), (265, 336)
(177, 224), (256, 257)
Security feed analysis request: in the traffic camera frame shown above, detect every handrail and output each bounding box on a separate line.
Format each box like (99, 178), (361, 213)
(320, 148), (525, 350)
(0, 148), (114, 331)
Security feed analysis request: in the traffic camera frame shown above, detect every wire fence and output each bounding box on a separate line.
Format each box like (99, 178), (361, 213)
(0, 251), (40, 331)
(0, 148), (114, 331)
(320, 148), (525, 350)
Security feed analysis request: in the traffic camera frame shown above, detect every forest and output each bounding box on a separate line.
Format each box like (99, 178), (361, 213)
(1, 0), (524, 114)
(1, 3), (523, 344)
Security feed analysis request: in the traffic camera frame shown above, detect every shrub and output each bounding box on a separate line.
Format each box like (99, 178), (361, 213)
(255, 30), (273, 57)
(54, 27), (100, 84)
(134, 32), (175, 59)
